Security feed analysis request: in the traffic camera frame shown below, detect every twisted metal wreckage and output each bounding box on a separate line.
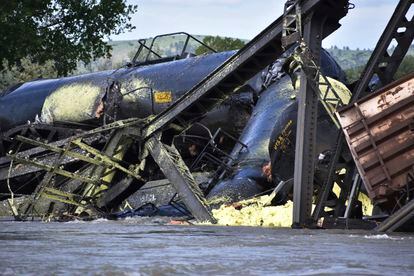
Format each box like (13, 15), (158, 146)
(0, 0), (413, 231)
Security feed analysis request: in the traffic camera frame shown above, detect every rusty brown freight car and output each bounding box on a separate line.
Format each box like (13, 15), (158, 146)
(337, 73), (414, 204)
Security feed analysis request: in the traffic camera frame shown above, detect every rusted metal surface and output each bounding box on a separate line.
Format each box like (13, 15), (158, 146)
(337, 73), (414, 203)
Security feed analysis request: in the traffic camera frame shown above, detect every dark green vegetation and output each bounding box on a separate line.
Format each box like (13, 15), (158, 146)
(0, 0), (137, 76)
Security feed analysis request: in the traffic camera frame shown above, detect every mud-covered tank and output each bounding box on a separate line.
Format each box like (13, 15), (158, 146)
(0, 51), (244, 131)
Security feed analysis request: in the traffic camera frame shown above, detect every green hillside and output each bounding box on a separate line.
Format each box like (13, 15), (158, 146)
(75, 35), (248, 74)
(326, 46), (372, 70)
(327, 44), (414, 70)
(327, 45), (414, 82)
(76, 36), (414, 82)
(76, 35), (213, 74)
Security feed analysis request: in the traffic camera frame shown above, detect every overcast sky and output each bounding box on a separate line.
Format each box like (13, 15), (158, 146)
(111, 0), (402, 49)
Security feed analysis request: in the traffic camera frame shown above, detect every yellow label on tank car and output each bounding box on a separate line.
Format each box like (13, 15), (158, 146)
(154, 91), (172, 103)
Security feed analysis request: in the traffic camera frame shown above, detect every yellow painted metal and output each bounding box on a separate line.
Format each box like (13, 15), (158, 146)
(293, 75), (352, 127)
(7, 199), (19, 217)
(71, 138), (142, 181)
(73, 134), (135, 214)
(16, 135), (106, 167)
(41, 194), (85, 207)
(43, 187), (77, 199)
(8, 154), (97, 184)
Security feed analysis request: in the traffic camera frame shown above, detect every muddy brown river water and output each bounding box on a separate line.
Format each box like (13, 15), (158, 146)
(0, 217), (413, 275)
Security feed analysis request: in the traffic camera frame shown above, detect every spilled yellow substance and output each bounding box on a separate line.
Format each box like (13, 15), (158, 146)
(210, 181), (373, 227)
(207, 195), (232, 206)
(331, 181), (373, 216)
(41, 83), (102, 123)
(213, 201), (293, 227)
(211, 193), (312, 227)
(358, 192), (373, 216)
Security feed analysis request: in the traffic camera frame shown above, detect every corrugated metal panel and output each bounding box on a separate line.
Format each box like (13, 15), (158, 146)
(337, 73), (414, 203)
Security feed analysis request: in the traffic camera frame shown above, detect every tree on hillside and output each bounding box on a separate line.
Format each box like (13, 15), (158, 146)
(344, 55), (414, 84)
(0, 0), (137, 76)
(0, 57), (57, 91)
(395, 55), (414, 79)
(344, 66), (364, 83)
(195, 36), (246, 55)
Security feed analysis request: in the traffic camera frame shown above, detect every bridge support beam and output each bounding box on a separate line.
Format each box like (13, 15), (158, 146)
(292, 12), (325, 228)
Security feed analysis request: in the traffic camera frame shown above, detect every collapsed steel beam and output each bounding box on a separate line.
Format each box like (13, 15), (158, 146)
(0, 119), (140, 182)
(146, 137), (216, 222)
(8, 119), (145, 220)
(376, 199), (414, 232)
(141, 0), (348, 139)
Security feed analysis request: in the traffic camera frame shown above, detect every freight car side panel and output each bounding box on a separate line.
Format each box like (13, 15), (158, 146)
(337, 73), (414, 203)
